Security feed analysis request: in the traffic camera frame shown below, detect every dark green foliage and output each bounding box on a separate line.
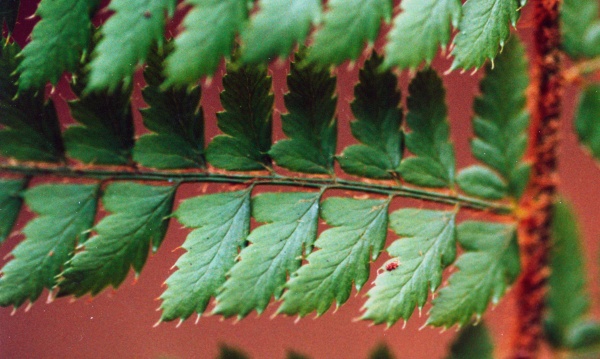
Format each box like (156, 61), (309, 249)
(545, 200), (600, 352)
(134, 44), (205, 169)
(17, 0), (100, 90)
(575, 84), (600, 162)
(206, 62), (273, 171)
(0, 0), (19, 33)
(399, 69), (455, 188)
(218, 345), (250, 359)
(0, 178), (26, 244)
(65, 56), (135, 165)
(269, 52), (337, 174)
(362, 209), (457, 325)
(338, 53), (403, 179)
(384, 0), (461, 69)
(308, 0), (392, 66)
(451, 0), (521, 70)
(165, 0), (249, 86)
(0, 41), (64, 162)
(278, 197), (390, 317)
(0, 184), (98, 307)
(58, 183), (176, 297)
(428, 222), (520, 327)
(446, 323), (494, 359)
(87, 0), (176, 92)
(160, 190), (251, 321)
(460, 37), (530, 200)
(214, 192), (320, 318)
(241, 0), (321, 64)
(562, 0), (600, 58)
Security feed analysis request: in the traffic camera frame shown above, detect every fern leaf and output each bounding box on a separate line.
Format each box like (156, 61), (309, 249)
(165, 0), (249, 86)
(362, 209), (457, 325)
(446, 322), (494, 359)
(545, 200), (590, 348)
(450, 0), (521, 70)
(64, 61), (135, 165)
(57, 183), (176, 297)
(427, 222), (520, 328)
(241, 0), (321, 64)
(0, 0), (19, 33)
(87, 0), (176, 92)
(17, 0), (100, 90)
(383, 0), (461, 69)
(338, 52), (403, 179)
(0, 41), (64, 162)
(461, 37), (529, 199)
(278, 197), (390, 317)
(214, 192), (320, 318)
(269, 52), (337, 174)
(0, 184), (98, 307)
(160, 190), (251, 322)
(134, 44), (204, 169)
(308, 0), (392, 66)
(398, 69), (455, 188)
(206, 63), (273, 171)
(575, 84), (600, 162)
(562, 0), (600, 58)
(0, 178), (26, 244)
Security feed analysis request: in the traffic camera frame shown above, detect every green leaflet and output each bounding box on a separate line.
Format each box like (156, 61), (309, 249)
(87, 0), (176, 92)
(134, 44), (204, 169)
(57, 183), (176, 297)
(160, 190), (251, 322)
(562, 0), (600, 58)
(214, 192), (320, 318)
(269, 53), (337, 174)
(308, 0), (392, 66)
(362, 209), (457, 325)
(64, 60), (135, 165)
(165, 0), (249, 86)
(384, 0), (461, 69)
(466, 37), (530, 199)
(17, 0), (99, 90)
(287, 352), (311, 359)
(456, 166), (507, 200)
(446, 322), (494, 359)
(338, 52), (403, 179)
(428, 221), (520, 328)
(0, 178), (27, 244)
(564, 321), (600, 351)
(218, 345), (250, 359)
(545, 200), (592, 349)
(206, 62), (273, 171)
(0, 41), (64, 162)
(0, 184), (98, 307)
(0, 0), (19, 33)
(451, 0), (521, 70)
(241, 0), (321, 64)
(278, 197), (389, 317)
(398, 69), (455, 188)
(575, 84), (600, 162)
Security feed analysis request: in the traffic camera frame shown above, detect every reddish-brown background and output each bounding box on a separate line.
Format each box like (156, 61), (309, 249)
(1, 2), (599, 358)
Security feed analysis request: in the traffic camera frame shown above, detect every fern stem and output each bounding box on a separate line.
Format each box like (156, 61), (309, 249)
(512, 0), (563, 357)
(0, 163), (512, 213)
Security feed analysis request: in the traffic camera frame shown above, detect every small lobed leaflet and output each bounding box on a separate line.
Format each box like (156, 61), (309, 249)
(0, 184), (98, 308)
(269, 51), (337, 174)
(160, 189), (251, 322)
(338, 52), (403, 179)
(87, 0), (176, 92)
(277, 197), (390, 317)
(134, 43), (205, 169)
(205, 61), (273, 171)
(0, 178), (26, 244)
(57, 183), (176, 297)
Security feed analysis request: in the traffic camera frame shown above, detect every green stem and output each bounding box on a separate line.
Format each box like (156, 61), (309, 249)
(0, 163), (512, 214)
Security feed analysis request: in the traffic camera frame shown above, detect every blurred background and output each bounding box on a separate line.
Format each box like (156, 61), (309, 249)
(1, 1), (599, 358)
